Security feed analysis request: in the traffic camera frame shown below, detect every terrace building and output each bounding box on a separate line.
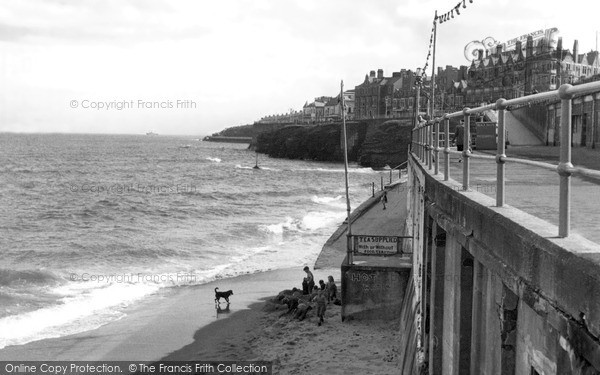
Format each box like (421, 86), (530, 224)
(466, 34), (600, 106)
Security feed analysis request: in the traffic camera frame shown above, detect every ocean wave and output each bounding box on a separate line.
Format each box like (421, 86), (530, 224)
(0, 282), (158, 349)
(311, 195), (344, 206)
(0, 268), (62, 288)
(301, 211), (345, 231)
(260, 217), (297, 234)
(259, 210), (344, 235)
(206, 157), (221, 163)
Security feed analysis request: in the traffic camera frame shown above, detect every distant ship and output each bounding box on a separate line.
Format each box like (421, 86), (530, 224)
(146, 132), (158, 136)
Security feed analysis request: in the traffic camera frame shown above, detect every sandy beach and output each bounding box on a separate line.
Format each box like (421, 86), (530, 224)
(0, 266), (401, 373)
(163, 296), (401, 375)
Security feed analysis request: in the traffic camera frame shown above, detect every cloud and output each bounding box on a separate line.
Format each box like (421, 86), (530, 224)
(0, 0), (210, 44)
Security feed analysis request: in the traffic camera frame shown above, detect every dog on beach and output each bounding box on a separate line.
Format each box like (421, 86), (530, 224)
(214, 287), (233, 304)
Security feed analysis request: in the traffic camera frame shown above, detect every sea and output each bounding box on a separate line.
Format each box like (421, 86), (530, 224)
(0, 133), (390, 349)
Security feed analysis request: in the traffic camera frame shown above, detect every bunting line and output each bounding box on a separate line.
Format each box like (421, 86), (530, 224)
(419, 16), (437, 81)
(419, 0), (475, 83)
(438, 0), (474, 24)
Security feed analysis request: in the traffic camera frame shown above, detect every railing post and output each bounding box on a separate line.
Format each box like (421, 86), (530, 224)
(428, 122), (433, 171)
(381, 175), (384, 191)
(558, 84), (573, 238)
(444, 116), (450, 181)
(417, 126), (421, 159)
(496, 99), (507, 207)
(372, 182), (375, 197)
(419, 126), (423, 160)
(463, 108), (471, 191)
(423, 123), (427, 165)
(434, 119), (440, 175)
(389, 169), (392, 184)
(417, 126), (423, 160)
(422, 124), (426, 161)
(422, 123), (426, 164)
(423, 123), (428, 164)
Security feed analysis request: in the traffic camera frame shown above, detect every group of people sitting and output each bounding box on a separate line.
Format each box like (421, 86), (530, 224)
(273, 266), (340, 326)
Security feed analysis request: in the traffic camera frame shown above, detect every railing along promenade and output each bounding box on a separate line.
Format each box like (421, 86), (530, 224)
(370, 161), (408, 197)
(411, 82), (600, 238)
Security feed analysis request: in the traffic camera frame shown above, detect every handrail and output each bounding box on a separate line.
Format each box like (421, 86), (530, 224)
(410, 82), (600, 238)
(370, 163), (407, 197)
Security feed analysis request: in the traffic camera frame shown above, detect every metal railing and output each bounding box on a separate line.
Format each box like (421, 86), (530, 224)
(410, 82), (600, 238)
(371, 161), (409, 197)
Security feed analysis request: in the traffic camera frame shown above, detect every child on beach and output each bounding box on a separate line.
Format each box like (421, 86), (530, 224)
(294, 302), (312, 321)
(302, 266), (315, 295)
(319, 279), (326, 290)
(326, 275), (337, 303)
(381, 191), (388, 210)
(315, 290), (327, 326)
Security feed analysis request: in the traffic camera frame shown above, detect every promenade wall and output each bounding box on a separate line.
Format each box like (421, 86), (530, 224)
(405, 153), (600, 374)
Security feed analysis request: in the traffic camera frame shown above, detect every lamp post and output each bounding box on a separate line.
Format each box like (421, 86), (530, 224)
(341, 80), (353, 266)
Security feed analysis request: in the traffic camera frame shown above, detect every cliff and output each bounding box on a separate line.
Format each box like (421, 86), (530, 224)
(357, 119), (413, 169)
(254, 118), (414, 168)
(255, 123), (346, 161)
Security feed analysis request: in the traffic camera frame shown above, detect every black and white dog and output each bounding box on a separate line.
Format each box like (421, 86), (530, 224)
(214, 287), (233, 304)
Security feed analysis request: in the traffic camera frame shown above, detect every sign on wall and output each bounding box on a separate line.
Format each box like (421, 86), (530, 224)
(353, 235), (412, 255)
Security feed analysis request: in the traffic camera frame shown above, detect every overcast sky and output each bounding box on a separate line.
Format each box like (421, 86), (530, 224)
(0, 0), (597, 136)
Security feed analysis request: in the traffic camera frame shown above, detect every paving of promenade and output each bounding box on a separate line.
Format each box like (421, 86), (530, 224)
(438, 145), (600, 245)
(315, 181), (409, 269)
(316, 145), (599, 271)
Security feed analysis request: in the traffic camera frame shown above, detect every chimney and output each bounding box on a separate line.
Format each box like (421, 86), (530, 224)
(573, 40), (579, 63)
(516, 41), (522, 54)
(526, 35), (534, 57)
(496, 44), (503, 55)
(478, 49), (483, 60)
(369, 70), (376, 82)
(377, 69), (384, 79)
(557, 37), (563, 54)
(541, 37), (549, 53)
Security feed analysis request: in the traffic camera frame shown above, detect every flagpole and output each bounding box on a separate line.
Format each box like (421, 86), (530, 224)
(431, 11), (437, 119)
(341, 80), (353, 266)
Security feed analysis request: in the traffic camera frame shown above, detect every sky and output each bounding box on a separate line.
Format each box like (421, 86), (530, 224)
(0, 0), (598, 136)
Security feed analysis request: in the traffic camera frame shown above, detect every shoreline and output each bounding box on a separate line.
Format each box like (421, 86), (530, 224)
(0, 267), (339, 361)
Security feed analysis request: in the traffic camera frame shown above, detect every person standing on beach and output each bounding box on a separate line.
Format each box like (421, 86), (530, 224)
(302, 266), (314, 295)
(326, 275), (337, 303)
(315, 290), (327, 326)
